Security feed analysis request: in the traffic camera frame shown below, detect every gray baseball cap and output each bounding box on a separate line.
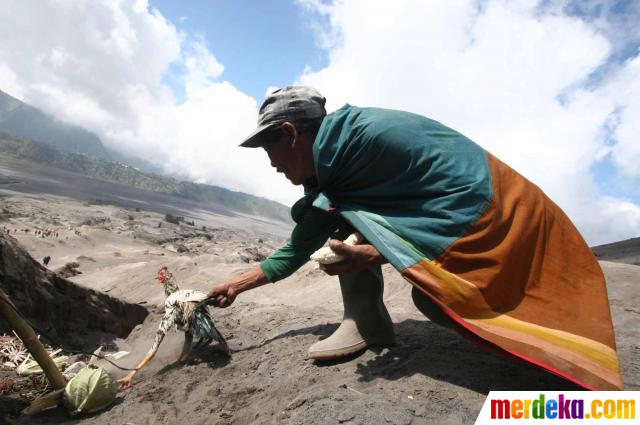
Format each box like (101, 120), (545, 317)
(240, 86), (326, 148)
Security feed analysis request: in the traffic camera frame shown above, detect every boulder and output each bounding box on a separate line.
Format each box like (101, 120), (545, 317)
(0, 232), (148, 349)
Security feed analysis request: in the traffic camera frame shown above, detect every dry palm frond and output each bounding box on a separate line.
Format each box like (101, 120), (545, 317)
(16, 350), (68, 376)
(0, 333), (30, 370)
(0, 332), (61, 372)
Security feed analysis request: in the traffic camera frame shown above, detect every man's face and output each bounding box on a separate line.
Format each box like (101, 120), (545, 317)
(263, 131), (306, 185)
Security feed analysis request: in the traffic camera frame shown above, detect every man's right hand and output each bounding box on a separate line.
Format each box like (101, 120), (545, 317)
(206, 282), (238, 308)
(205, 265), (271, 308)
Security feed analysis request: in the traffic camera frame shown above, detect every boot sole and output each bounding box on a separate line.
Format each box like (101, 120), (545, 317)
(308, 340), (368, 361)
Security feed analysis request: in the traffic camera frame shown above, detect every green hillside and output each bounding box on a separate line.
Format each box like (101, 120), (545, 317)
(0, 133), (290, 222)
(0, 89), (111, 159)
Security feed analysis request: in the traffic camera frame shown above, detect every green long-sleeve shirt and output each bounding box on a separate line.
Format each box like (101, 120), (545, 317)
(259, 204), (342, 282)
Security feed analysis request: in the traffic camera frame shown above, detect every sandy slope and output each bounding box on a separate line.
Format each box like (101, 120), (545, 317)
(1, 158), (638, 425)
(592, 238), (640, 266)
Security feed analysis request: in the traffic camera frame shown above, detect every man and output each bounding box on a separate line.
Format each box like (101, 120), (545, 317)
(207, 86), (622, 390)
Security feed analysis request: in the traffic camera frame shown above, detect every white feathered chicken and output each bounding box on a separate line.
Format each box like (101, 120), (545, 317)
(118, 266), (228, 388)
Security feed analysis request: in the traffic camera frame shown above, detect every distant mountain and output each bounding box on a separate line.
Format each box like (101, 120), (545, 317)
(592, 237), (640, 266)
(0, 134), (291, 222)
(106, 147), (165, 175)
(0, 89), (110, 159)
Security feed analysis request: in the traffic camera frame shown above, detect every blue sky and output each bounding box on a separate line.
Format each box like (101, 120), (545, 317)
(152, 0), (328, 102)
(0, 0), (638, 244)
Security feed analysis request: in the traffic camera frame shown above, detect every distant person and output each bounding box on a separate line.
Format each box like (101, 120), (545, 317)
(43, 255), (51, 266)
(206, 86), (622, 390)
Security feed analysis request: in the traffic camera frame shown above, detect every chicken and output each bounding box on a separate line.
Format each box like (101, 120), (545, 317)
(118, 266), (227, 388)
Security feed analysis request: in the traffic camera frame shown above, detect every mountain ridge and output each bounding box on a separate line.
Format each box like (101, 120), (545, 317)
(591, 236), (640, 266)
(0, 89), (111, 159)
(0, 133), (291, 222)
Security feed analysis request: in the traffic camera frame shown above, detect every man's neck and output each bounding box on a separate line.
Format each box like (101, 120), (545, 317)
(303, 176), (318, 195)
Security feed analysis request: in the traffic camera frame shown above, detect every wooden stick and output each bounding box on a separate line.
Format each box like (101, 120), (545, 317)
(0, 288), (66, 389)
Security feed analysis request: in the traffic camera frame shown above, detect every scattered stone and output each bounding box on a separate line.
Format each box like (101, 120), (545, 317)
(238, 246), (269, 263)
(55, 262), (82, 278)
(338, 412), (355, 423)
(165, 243), (189, 253)
(414, 406), (427, 417)
(79, 216), (110, 226)
(286, 396), (307, 410)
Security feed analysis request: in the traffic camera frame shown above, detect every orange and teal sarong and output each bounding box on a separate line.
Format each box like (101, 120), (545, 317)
(307, 104), (622, 390)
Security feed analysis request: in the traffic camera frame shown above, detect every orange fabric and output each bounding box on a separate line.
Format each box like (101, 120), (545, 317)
(401, 154), (623, 390)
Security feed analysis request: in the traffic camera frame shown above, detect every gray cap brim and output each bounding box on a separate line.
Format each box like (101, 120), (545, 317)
(239, 122), (280, 148)
(240, 86), (326, 148)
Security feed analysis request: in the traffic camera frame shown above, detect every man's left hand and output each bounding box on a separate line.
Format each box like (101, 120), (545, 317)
(320, 240), (386, 275)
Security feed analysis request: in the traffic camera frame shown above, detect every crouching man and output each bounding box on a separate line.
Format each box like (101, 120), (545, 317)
(207, 86), (622, 390)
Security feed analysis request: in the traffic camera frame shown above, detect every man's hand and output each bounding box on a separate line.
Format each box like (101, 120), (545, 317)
(320, 240), (386, 275)
(206, 282), (238, 308)
(205, 265), (271, 308)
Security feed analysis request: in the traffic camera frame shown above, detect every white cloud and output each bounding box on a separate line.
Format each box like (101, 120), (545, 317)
(604, 54), (640, 178)
(0, 0), (295, 207)
(182, 37), (225, 94)
(551, 0), (640, 60)
(297, 0), (640, 245)
(584, 197), (640, 245)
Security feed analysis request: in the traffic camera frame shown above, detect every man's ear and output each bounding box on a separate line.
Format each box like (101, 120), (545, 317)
(281, 122), (298, 148)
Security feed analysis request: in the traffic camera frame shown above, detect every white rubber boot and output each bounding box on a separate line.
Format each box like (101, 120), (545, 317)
(308, 266), (395, 360)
